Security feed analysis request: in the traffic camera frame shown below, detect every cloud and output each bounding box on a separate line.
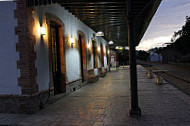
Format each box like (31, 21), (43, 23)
(139, 0), (190, 51)
(137, 36), (171, 51)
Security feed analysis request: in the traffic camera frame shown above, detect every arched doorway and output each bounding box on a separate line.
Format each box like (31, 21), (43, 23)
(46, 13), (66, 95)
(92, 40), (98, 68)
(106, 46), (110, 71)
(50, 22), (62, 94)
(78, 32), (87, 82)
(100, 43), (104, 67)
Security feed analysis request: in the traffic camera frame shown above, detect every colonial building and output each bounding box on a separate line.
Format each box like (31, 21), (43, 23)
(0, 1), (109, 113)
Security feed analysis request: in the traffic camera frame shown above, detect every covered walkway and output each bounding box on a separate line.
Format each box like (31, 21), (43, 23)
(0, 0), (161, 114)
(1, 66), (190, 126)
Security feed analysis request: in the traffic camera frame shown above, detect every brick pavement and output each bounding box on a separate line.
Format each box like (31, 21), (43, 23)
(1, 65), (190, 126)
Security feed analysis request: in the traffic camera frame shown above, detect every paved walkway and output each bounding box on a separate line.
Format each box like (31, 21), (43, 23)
(1, 66), (190, 126)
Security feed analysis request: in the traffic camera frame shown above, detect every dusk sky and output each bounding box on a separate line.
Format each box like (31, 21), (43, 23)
(137, 0), (190, 51)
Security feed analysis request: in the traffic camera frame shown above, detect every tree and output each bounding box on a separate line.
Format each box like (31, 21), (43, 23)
(172, 16), (190, 39)
(137, 50), (149, 61)
(172, 16), (190, 54)
(116, 49), (129, 65)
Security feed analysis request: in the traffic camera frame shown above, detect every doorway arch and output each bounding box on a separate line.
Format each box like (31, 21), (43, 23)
(92, 39), (98, 68)
(100, 43), (104, 67)
(77, 31), (87, 82)
(46, 13), (66, 95)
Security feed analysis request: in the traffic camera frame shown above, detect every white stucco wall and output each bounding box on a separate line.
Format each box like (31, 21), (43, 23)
(103, 43), (108, 68)
(0, 2), (21, 94)
(34, 4), (108, 91)
(104, 56), (108, 68)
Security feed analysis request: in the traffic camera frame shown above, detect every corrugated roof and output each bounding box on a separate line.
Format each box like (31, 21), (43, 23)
(27, 0), (162, 48)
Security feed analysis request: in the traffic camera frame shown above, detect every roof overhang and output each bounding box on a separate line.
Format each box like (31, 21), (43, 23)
(27, 0), (162, 49)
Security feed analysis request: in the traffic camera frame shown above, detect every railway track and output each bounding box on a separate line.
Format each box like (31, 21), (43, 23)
(156, 72), (190, 96)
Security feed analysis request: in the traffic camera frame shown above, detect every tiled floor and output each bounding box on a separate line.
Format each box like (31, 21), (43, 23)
(1, 65), (190, 126)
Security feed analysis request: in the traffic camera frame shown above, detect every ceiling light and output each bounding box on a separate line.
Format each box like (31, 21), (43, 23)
(118, 46), (124, 50)
(125, 46), (129, 50)
(108, 41), (114, 45)
(96, 31), (104, 36)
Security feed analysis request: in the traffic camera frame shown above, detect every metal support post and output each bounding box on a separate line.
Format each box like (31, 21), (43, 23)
(127, 0), (141, 117)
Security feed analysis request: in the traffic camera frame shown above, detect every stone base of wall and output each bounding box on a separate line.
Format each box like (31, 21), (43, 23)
(66, 79), (87, 94)
(0, 80), (88, 114)
(0, 91), (49, 114)
(48, 80), (87, 107)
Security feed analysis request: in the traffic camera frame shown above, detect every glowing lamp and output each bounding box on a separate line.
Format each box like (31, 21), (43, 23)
(108, 41), (114, 45)
(40, 27), (46, 35)
(98, 47), (101, 52)
(87, 42), (91, 48)
(115, 46), (119, 49)
(70, 37), (75, 48)
(96, 31), (104, 37)
(125, 46), (129, 50)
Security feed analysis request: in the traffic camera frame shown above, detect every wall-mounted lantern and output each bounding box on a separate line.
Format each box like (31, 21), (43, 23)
(70, 36), (75, 48)
(98, 46), (101, 52)
(40, 27), (46, 36)
(87, 42), (91, 49)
